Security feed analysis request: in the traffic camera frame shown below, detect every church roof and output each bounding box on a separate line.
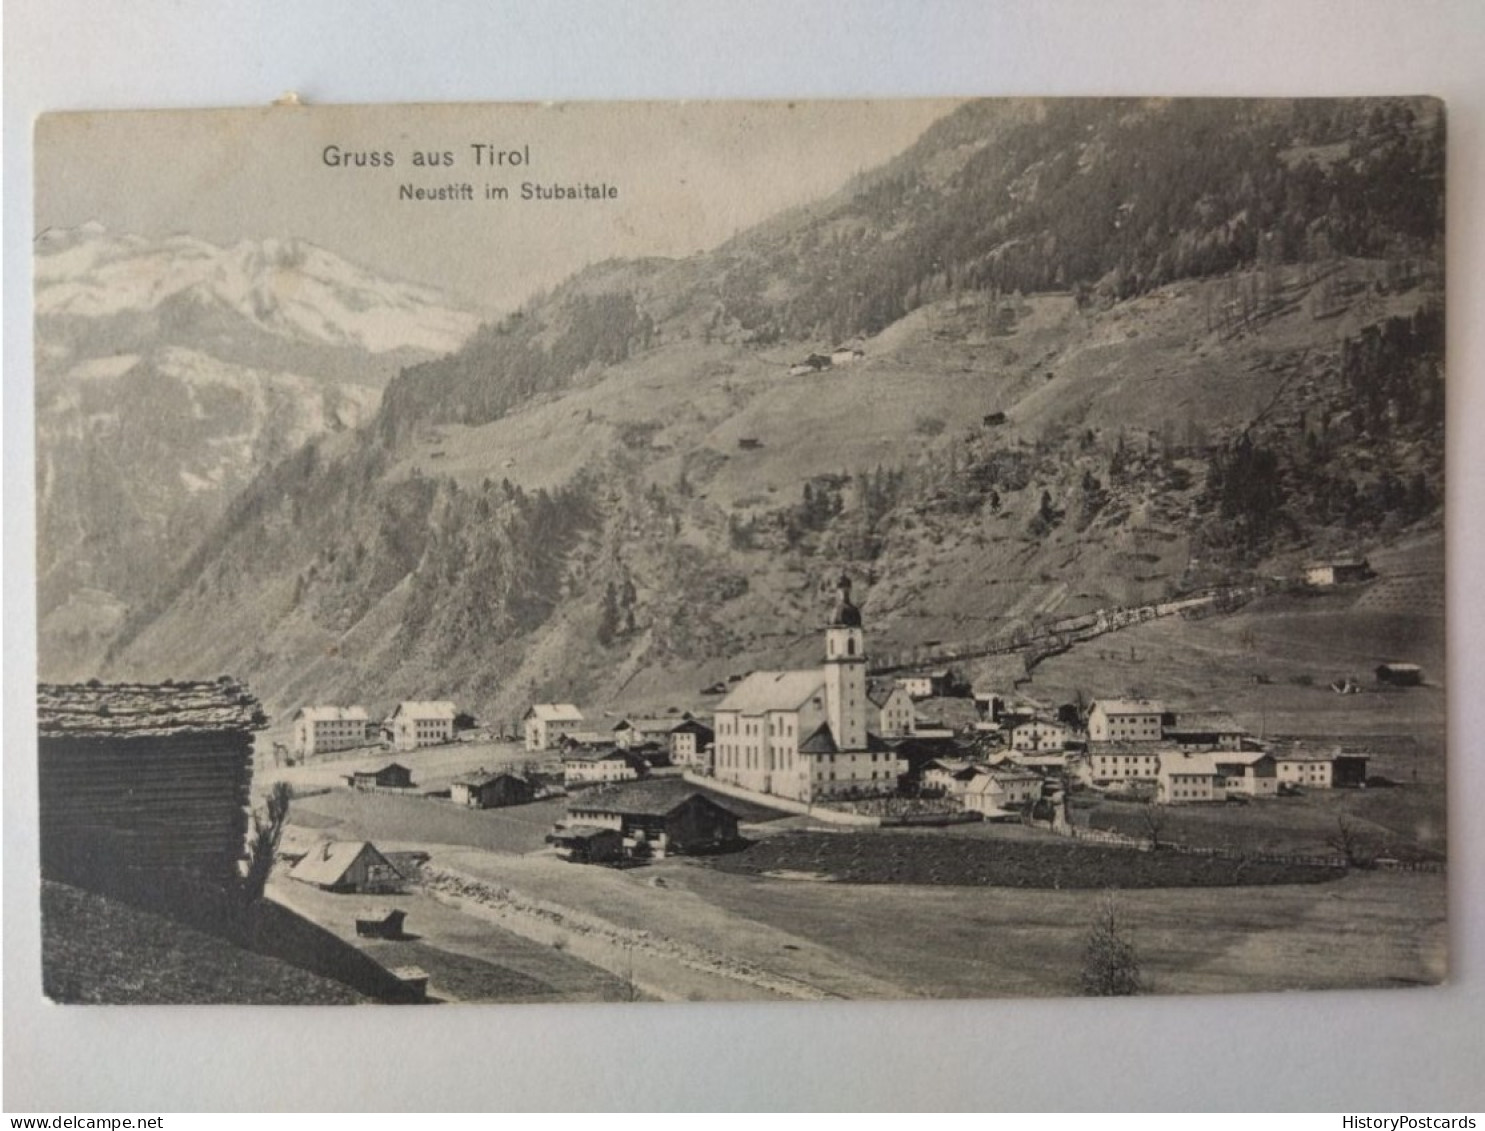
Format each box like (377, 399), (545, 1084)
(716, 670), (825, 714)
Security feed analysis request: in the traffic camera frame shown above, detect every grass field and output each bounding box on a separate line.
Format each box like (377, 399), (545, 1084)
(288, 790), (569, 854)
(706, 830), (1341, 888)
(42, 881), (366, 1004)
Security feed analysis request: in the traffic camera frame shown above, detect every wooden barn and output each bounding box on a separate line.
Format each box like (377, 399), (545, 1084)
(37, 679), (265, 889)
(450, 770), (535, 809)
(348, 762), (415, 791)
(546, 825), (625, 864)
(564, 780), (741, 857)
(289, 841), (403, 894)
(1375, 662), (1423, 687)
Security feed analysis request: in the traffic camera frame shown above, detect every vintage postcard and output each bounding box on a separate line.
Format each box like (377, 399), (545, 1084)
(34, 98), (1445, 1005)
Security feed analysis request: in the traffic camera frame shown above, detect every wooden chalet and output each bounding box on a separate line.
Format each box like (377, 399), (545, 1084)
(450, 769), (535, 809)
(546, 825), (625, 864)
(562, 780), (741, 856)
(289, 841), (403, 894)
(355, 908), (408, 939)
(37, 678), (266, 888)
(349, 762), (415, 790)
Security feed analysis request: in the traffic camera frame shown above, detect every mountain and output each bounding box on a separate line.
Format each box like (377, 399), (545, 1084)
(99, 98), (1445, 724)
(35, 226), (481, 679)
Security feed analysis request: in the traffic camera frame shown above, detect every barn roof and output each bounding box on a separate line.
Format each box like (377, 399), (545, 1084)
(716, 670), (825, 714)
(288, 841), (389, 886)
(567, 779), (739, 819)
(670, 718), (714, 737)
(452, 769), (528, 787)
(1165, 710), (1247, 733)
(37, 679), (267, 739)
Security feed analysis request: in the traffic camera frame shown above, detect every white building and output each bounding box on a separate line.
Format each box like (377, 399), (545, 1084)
(868, 680), (917, 738)
(1087, 698), (1165, 743)
(387, 701), (456, 751)
(899, 671), (950, 700)
(668, 719), (715, 768)
(562, 748), (642, 787)
(962, 768), (1042, 814)
(1275, 755), (1334, 789)
(292, 705), (369, 758)
(1157, 751), (1223, 804)
(524, 703), (585, 751)
(713, 574), (903, 802)
(1008, 718), (1070, 753)
(1086, 742), (1168, 784)
(611, 717), (679, 750)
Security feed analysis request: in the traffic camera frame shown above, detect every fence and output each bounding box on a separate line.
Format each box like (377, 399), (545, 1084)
(1056, 822), (1444, 873)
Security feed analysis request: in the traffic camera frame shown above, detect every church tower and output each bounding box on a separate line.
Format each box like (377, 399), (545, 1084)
(823, 572), (868, 752)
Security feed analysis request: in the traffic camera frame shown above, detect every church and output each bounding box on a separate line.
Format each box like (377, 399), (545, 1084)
(712, 574), (903, 803)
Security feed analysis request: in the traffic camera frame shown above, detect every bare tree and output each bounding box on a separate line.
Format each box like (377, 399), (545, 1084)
(242, 782), (293, 903)
(1080, 891), (1145, 996)
(1326, 815), (1377, 870)
(1139, 803), (1168, 851)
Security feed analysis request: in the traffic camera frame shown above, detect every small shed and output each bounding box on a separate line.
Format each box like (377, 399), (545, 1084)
(1375, 663), (1423, 687)
(355, 908), (408, 939)
(390, 966), (430, 1002)
(450, 770), (535, 809)
(289, 841), (403, 894)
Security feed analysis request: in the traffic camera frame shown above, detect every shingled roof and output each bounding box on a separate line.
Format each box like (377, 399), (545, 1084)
(567, 779), (740, 819)
(37, 679), (267, 739)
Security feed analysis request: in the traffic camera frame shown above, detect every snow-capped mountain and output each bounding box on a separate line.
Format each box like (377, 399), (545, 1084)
(34, 225), (483, 680)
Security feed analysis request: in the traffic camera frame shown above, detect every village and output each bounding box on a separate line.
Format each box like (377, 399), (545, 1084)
(36, 544), (1443, 1006)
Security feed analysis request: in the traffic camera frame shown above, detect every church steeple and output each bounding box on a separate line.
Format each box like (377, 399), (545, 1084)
(823, 571), (867, 752)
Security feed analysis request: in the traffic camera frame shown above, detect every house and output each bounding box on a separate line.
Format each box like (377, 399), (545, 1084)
(1087, 699), (1165, 743)
(868, 679), (916, 738)
(37, 679), (265, 888)
(292, 705), (369, 758)
(450, 770), (535, 809)
(830, 345), (864, 365)
(737, 437), (763, 450)
(546, 825), (625, 864)
(1304, 558), (1372, 587)
(669, 718), (715, 768)
(1156, 752), (1223, 804)
(1375, 662), (1423, 687)
(563, 747), (644, 787)
(612, 716), (681, 750)
(289, 841), (403, 894)
(920, 758), (980, 796)
(561, 780), (741, 856)
(1007, 718), (1070, 753)
(386, 701), (456, 751)
(1275, 753), (1335, 789)
(972, 689), (1003, 721)
(982, 411), (1008, 427)
(356, 909), (408, 939)
(348, 762), (415, 791)
(712, 574), (903, 802)
(1213, 752), (1278, 797)
(1086, 741), (1169, 785)
(789, 354), (833, 376)
(524, 703), (585, 751)
(962, 768), (1042, 815)
(900, 671), (950, 699)
(1162, 710), (1249, 751)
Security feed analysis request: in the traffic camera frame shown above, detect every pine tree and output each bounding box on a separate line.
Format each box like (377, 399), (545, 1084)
(1080, 892), (1145, 996)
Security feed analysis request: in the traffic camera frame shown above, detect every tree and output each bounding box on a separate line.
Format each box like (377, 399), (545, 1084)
(1139, 804), (1168, 851)
(1326, 815), (1378, 869)
(241, 782), (293, 904)
(1080, 891), (1145, 996)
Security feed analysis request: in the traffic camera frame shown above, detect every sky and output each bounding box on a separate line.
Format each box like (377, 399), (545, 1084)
(35, 100), (961, 313)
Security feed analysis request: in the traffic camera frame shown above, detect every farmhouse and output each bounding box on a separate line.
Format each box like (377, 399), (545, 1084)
(830, 344), (865, 365)
(1156, 752), (1223, 804)
(1008, 718), (1070, 753)
(713, 574), (903, 802)
(563, 747), (644, 787)
(1085, 741), (1169, 784)
(962, 768), (1041, 814)
(561, 781), (741, 857)
(348, 762), (415, 791)
(1275, 753), (1334, 789)
(612, 716), (680, 749)
(669, 718), (715, 768)
(450, 770), (535, 809)
(1304, 557), (1372, 587)
(1213, 751), (1279, 797)
(788, 353), (832, 375)
(289, 841), (403, 894)
(525, 703), (585, 751)
(386, 701), (456, 751)
(1087, 698), (1165, 743)
(1162, 710), (1249, 751)
(920, 758), (980, 797)
(868, 679), (916, 738)
(37, 679), (265, 889)
(292, 705), (369, 758)
(1375, 662), (1423, 686)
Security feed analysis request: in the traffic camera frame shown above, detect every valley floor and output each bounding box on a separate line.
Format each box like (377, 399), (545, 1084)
(274, 785), (1446, 1005)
